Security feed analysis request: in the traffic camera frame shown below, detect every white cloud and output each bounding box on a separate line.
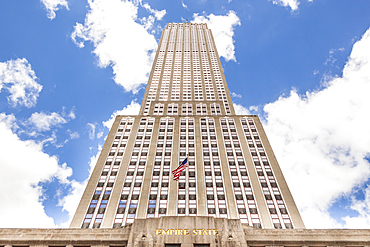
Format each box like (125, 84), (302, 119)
(0, 58), (42, 108)
(25, 107), (75, 132)
(97, 131), (104, 139)
(181, 0), (188, 9)
(142, 3), (166, 20)
(270, 0), (300, 11)
(0, 113), (73, 228)
(233, 103), (250, 115)
(58, 149), (101, 227)
(192, 11), (241, 62)
(87, 123), (96, 140)
(269, 0), (314, 11)
(231, 92), (242, 98)
(262, 27), (370, 228)
(249, 105), (259, 112)
(69, 131), (80, 140)
(27, 112), (67, 132)
(0, 112), (18, 131)
(324, 48), (345, 66)
(103, 100), (140, 129)
(57, 179), (87, 228)
(41, 0), (69, 20)
(71, 0), (161, 93)
(343, 186), (370, 228)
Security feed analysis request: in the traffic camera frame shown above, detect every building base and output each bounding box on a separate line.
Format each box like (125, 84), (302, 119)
(1, 216), (370, 247)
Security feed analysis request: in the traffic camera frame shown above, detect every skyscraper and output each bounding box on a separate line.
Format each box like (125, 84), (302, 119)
(70, 22), (305, 230)
(2, 22), (369, 247)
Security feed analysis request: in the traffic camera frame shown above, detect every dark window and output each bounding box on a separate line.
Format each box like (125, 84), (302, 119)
(274, 223), (282, 229)
(117, 208), (125, 213)
(249, 208), (258, 214)
(285, 223), (294, 229)
(280, 208), (288, 214)
(238, 208), (247, 214)
(219, 208), (227, 214)
(189, 208), (197, 214)
(217, 195), (225, 200)
(233, 182), (240, 187)
(151, 182), (158, 187)
(81, 223), (90, 228)
(147, 208), (155, 214)
(208, 208), (216, 214)
(207, 195), (214, 200)
(246, 195), (254, 200)
(269, 208), (277, 214)
(253, 223), (262, 228)
(128, 208), (136, 214)
(235, 195), (243, 200)
(178, 208), (185, 214)
(163, 171), (170, 176)
(275, 195), (282, 200)
(265, 195), (272, 200)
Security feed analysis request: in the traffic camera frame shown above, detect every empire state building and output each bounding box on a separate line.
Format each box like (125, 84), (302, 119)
(70, 22), (305, 230)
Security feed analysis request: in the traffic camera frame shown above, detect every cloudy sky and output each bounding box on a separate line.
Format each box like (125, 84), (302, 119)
(1, 0), (370, 228)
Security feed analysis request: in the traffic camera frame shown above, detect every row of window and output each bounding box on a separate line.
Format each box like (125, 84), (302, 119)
(82, 118), (134, 228)
(167, 22), (208, 29)
(198, 30), (216, 101)
(204, 29), (231, 114)
(241, 118), (293, 229)
(145, 26), (227, 104)
(152, 103), (222, 115)
(178, 118), (197, 215)
(112, 118), (155, 227)
(146, 118), (174, 218)
(84, 117), (292, 228)
(201, 118), (228, 218)
(221, 118), (262, 228)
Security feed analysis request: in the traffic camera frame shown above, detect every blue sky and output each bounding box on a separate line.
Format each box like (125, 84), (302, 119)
(1, 0), (370, 228)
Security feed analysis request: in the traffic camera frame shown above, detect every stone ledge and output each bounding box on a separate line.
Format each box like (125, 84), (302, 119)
(1, 217), (370, 247)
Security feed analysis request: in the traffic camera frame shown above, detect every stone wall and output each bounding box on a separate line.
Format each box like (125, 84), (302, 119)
(1, 217), (370, 247)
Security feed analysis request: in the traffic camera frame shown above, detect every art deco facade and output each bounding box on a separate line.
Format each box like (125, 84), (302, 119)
(70, 22), (304, 230)
(1, 22), (370, 247)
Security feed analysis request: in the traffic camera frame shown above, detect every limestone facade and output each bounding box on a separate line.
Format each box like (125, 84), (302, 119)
(2, 216), (370, 247)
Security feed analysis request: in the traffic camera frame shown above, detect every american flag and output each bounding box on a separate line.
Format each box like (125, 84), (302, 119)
(172, 157), (188, 181)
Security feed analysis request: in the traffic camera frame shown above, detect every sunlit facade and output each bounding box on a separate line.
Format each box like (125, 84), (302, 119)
(70, 22), (305, 230)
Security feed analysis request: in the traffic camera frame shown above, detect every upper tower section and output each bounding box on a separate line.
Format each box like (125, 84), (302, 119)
(139, 22), (235, 116)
